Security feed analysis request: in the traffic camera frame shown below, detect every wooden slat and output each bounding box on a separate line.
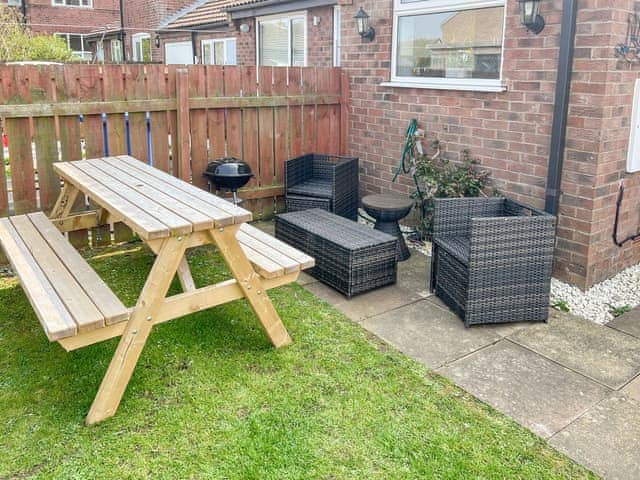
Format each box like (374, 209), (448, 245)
(107, 156), (235, 226)
(237, 229), (299, 274)
(0, 217), (77, 341)
(88, 158), (213, 231)
(239, 223), (315, 269)
(72, 160), (193, 236)
(116, 155), (251, 223)
(54, 162), (169, 240)
(29, 212), (129, 325)
(10, 215), (105, 333)
(237, 241), (284, 279)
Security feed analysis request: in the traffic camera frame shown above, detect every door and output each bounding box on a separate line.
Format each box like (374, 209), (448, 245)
(164, 41), (194, 65)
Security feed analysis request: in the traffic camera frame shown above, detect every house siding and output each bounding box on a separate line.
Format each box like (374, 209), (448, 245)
(338, 0), (640, 289)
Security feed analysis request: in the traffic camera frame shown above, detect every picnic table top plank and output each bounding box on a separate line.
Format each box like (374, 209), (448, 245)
(10, 214), (106, 333)
(72, 161), (193, 237)
(54, 162), (170, 240)
(105, 156), (236, 227)
(86, 159), (215, 232)
(116, 155), (252, 224)
(0, 217), (77, 340)
(28, 212), (129, 326)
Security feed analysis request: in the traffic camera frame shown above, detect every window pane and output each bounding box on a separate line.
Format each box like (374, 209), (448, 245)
(69, 34), (83, 51)
(141, 37), (151, 62)
(260, 19), (289, 66)
(214, 41), (224, 65)
(202, 43), (212, 64)
(227, 39), (237, 65)
(111, 39), (122, 62)
(396, 7), (503, 80)
(291, 18), (305, 66)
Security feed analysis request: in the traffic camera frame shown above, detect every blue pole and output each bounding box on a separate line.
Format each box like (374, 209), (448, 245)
(124, 112), (132, 155)
(101, 113), (109, 156)
(146, 111), (153, 166)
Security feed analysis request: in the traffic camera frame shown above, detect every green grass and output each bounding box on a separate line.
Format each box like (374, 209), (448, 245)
(0, 242), (596, 479)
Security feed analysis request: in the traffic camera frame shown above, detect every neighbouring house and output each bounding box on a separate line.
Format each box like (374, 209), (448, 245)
(157, 0), (339, 66)
(0, 0), (121, 60)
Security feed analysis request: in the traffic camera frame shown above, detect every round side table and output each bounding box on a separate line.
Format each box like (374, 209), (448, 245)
(362, 193), (413, 261)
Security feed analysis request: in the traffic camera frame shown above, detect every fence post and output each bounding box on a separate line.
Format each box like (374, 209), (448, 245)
(340, 71), (350, 156)
(175, 68), (191, 181)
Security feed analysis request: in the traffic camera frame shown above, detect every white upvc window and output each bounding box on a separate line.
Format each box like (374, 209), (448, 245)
(55, 33), (91, 60)
(111, 39), (123, 63)
(257, 12), (306, 67)
(386, 0), (506, 92)
(202, 38), (237, 65)
(52, 0), (91, 7)
(132, 33), (151, 62)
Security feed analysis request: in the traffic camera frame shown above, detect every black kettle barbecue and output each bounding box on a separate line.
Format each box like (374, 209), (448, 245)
(203, 157), (254, 205)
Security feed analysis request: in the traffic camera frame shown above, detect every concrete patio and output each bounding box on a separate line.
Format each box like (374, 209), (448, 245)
(257, 222), (640, 479)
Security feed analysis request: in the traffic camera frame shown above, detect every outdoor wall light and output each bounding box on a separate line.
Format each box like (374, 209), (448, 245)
(239, 23), (251, 33)
(154, 34), (160, 48)
(354, 7), (375, 41)
(518, 0), (545, 34)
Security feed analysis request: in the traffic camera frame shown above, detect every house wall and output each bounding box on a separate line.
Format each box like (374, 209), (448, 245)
(159, 5), (334, 66)
(337, 0), (640, 289)
(22, 0), (120, 36)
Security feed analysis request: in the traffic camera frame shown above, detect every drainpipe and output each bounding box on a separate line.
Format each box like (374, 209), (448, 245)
(21, 0), (27, 25)
(192, 31), (198, 64)
(118, 0), (126, 58)
(544, 0), (579, 215)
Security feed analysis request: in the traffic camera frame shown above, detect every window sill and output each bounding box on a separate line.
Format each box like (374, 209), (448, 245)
(380, 80), (506, 93)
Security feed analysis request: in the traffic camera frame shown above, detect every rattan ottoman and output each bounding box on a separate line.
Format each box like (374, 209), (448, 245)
(275, 209), (398, 298)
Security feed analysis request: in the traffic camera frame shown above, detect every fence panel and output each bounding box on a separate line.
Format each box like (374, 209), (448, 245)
(0, 64), (347, 249)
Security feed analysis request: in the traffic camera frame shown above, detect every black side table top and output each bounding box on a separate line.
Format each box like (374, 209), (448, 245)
(362, 193), (413, 212)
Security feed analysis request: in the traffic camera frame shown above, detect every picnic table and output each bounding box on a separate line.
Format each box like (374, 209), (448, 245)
(0, 155), (313, 425)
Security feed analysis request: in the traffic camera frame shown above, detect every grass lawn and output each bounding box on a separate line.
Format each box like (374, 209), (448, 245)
(0, 241), (596, 479)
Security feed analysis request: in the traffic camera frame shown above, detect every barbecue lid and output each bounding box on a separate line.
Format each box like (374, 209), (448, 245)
(204, 157), (253, 178)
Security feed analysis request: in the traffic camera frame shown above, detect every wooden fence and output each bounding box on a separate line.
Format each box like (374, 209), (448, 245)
(0, 64), (348, 247)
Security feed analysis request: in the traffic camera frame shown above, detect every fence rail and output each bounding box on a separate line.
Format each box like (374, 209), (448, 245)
(0, 64), (349, 248)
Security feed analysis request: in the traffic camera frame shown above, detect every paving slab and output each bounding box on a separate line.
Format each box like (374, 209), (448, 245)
(550, 394), (640, 480)
(363, 300), (502, 369)
(608, 306), (640, 338)
(424, 295), (535, 338)
(622, 375), (640, 402)
(296, 271), (317, 286)
(305, 280), (424, 322)
(396, 252), (431, 297)
(508, 311), (640, 389)
(439, 340), (610, 438)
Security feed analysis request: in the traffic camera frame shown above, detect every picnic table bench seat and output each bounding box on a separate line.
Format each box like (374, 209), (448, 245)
(0, 213), (313, 344)
(0, 212), (129, 341)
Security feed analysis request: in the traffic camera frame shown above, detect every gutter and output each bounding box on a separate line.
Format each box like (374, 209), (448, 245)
(544, 0), (579, 215)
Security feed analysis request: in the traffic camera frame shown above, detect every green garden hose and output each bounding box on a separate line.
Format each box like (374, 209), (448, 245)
(392, 118), (424, 202)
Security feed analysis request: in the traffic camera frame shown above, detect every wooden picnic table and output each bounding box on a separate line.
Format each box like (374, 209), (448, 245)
(0, 155), (313, 425)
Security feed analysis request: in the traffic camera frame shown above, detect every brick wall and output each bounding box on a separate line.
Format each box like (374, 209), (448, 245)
(24, 0), (120, 35)
(338, 0), (640, 289)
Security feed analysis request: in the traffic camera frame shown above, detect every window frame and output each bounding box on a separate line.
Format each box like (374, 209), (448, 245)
(386, 0), (507, 92)
(111, 39), (123, 63)
(54, 32), (91, 60)
(256, 11), (307, 67)
(52, 0), (92, 8)
(132, 32), (152, 62)
(201, 38), (237, 65)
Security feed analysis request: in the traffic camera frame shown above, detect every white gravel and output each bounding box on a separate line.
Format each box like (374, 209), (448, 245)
(550, 263), (640, 325)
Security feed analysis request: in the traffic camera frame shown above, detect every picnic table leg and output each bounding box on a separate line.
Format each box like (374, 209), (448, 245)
(85, 235), (188, 426)
(209, 226), (292, 348)
(51, 182), (80, 219)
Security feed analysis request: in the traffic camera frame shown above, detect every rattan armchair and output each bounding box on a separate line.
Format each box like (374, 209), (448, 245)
(284, 154), (359, 221)
(430, 197), (556, 327)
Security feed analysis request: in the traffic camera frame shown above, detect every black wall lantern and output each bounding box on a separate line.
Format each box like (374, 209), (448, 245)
(518, 0), (545, 34)
(354, 7), (375, 41)
(154, 34), (161, 48)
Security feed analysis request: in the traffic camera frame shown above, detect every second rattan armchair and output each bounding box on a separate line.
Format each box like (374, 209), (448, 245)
(430, 197), (556, 327)
(285, 154), (359, 221)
